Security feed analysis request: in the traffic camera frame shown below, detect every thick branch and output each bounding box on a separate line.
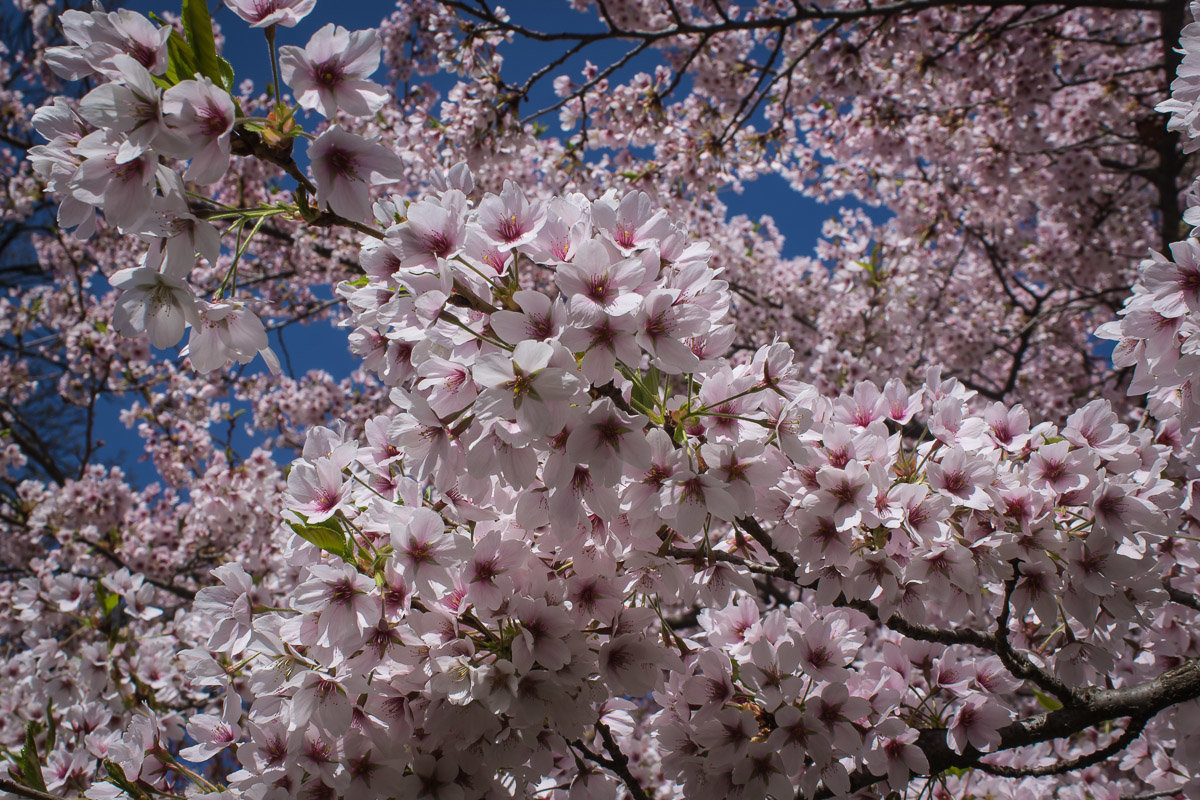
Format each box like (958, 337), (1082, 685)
(591, 721), (651, 800)
(974, 714), (1149, 777)
(443, 0), (1171, 47)
(0, 777), (69, 800)
(830, 660), (1200, 796)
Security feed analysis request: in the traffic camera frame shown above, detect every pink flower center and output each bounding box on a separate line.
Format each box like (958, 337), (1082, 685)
(313, 487), (340, 512)
(497, 214), (524, 242)
(199, 103), (230, 137)
(249, 0), (282, 22)
(314, 59), (346, 89)
(426, 231), (452, 258)
(322, 145), (360, 179)
(614, 222), (637, 249)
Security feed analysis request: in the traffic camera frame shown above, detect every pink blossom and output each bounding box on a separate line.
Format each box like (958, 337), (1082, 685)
(476, 181), (548, 252)
(472, 340), (584, 436)
(194, 563), (258, 654)
(392, 191), (468, 270)
(948, 696), (1010, 753)
(565, 399), (651, 485)
(555, 238), (646, 324)
(864, 719), (928, 791)
(110, 263), (200, 348)
(286, 456), (350, 523)
(180, 693), (242, 762)
(78, 55), (181, 153)
(308, 127), (404, 221)
(293, 563), (379, 650)
(280, 24), (388, 118)
(490, 290), (568, 344)
(224, 0), (316, 27)
(48, 9), (171, 79)
(185, 300), (280, 375)
(162, 77), (236, 185)
(69, 131), (159, 230)
(592, 188), (671, 255)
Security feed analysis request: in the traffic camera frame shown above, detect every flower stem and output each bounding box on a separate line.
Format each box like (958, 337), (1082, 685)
(264, 25), (282, 105)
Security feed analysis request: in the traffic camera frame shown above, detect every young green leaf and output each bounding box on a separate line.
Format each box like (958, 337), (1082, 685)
(163, 28), (198, 86)
(289, 519), (351, 560)
(13, 723), (47, 793)
(182, 0), (223, 85)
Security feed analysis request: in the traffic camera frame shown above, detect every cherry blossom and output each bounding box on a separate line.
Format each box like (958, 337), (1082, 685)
(280, 24), (389, 118)
(308, 126), (405, 221)
(10, 3), (1200, 800)
(162, 77), (237, 185)
(110, 262), (200, 348)
(224, 0), (316, 28)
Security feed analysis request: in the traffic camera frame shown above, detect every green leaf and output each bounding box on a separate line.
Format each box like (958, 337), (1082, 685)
(44, 700), (57, 752)
(630, 366), (662, 417)
(163, 28), (198, 86)
(289, 518), (351, 560)
(94, 583), (120, 616)
(1033, 687), (1063, 711)
(217, 55), (236, 91)
(630, 385), (654, 416)
(671, 419), (687, 445)
(13, 723), (47, 793)
(104, 760), (152, 800)
(182, 0), (223, 85)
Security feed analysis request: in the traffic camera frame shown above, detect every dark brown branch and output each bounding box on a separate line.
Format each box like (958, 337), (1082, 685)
(442, 0), (1172, 47)
(974, 714), (1149, 777)
(1164, 580), (1200, 612)
(826, 659), (1200, 797)
(596, 720), (651, 800)
(227, 129), (384, 241)
(0, 777), (69, 800)
(994, 560), (1078, 702)
(736, 516), (798, 577)
(87, 541), (197, 601)
(667, 544), (791, 578)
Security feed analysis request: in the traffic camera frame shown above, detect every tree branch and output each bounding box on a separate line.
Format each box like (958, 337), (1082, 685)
(827, 660), (1200, 797)
(0, 777), (70, 800)
(595, 720), (651, 800)
(974, 714), (1149, 777)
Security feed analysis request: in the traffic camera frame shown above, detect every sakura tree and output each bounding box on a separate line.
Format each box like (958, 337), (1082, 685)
(3, 0), (1200, 799)
(442, 0), (1191, 418)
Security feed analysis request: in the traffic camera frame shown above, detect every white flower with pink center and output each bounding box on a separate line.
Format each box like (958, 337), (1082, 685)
(592, 188), (671, 255)
(180, 693), (242, 762)
(476, 181), (547, 252)
(308, 126), (404, 221)
(286, 455), (350, 523)
(280, 24), (388, 118)
(110, 263), (201, 348)
(224, 0), (316, 27)
(163, 76), (236, 185)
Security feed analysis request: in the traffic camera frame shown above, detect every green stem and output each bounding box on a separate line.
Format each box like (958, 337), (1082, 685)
(264, 25), (282, 105)
(683, 384), (768, 419)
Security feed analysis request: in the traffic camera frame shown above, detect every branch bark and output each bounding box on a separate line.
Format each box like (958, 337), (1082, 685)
(825, 660), (1200, 796)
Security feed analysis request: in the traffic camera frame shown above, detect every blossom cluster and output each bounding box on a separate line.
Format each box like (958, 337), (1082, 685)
(171, 173), (1194, 800)
(26, 0), (402, 376)
(8, 0), (1200, 799)
(526, 1), (1163, 418)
